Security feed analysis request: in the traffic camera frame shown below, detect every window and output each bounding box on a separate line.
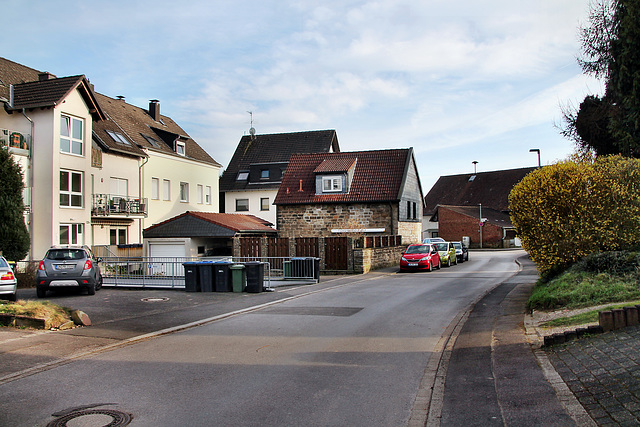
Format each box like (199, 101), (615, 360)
(60, 115), (84, 155)
(110, 177), (128, 198)
(151, 178), (159, 200)
(60, 170), (83, 207)
(110, 228), (127, 245)
(322, 175), (343, 192)
(180, 182), (189, 202)
(163, 179), (170, 201)
(176, 141), (186, 156)
(236, 198), (249, 211)
(142, 134), (161, 148)
(261, 197), (269, 211)
(205, 186), (211, 204)
(237, 171), (249, 181)
(197, 184), (203, 204)
(106, 130), (131, 146)
(260, 169), (269, 179)
(60, 224), (83, 245)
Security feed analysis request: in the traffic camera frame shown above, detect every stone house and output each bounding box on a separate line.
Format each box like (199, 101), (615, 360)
(274, 148), (424, 244)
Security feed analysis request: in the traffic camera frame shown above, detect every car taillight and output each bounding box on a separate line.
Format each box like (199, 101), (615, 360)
(84, 260), (92, 271)
(38, 260), (45, 271)
(1, 272), (14, 281)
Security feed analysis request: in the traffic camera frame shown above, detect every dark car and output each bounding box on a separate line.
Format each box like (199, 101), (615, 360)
(400, 244), (441, 272)
(36, 245), (103, 298)
(453, 241), (469, 263)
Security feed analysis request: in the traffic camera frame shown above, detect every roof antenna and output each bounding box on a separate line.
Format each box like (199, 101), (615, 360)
(248, 111), (256, 140)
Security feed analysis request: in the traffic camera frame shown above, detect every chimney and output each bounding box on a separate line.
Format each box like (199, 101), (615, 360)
(38, 72), (53, 82)
(149, 99), (160, 121)
(116, 95), (125, 101)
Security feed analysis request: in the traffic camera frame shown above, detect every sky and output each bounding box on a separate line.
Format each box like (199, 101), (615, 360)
(2, 0), (603, 191)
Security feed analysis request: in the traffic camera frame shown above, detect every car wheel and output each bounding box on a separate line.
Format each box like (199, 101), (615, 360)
(36, 287), (47, 298)
(97, 274), (103, 290)
(447, 258), (451, 267)
(428, 261), (433, 272)
(437, 260), (442, 269)
(454, 256), (458, 265)
(7, 293), (17, 302)
(87, 283), (96, 295)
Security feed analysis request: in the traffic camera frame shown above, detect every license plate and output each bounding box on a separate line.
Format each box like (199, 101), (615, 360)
(408, 263), (418, 267)
(55, 264), (75, 270)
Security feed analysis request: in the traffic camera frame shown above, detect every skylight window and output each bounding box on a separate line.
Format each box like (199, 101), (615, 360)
(141, 134), (160, 148)
(237, 171), (249, 181)
(106, 130), (131, 146)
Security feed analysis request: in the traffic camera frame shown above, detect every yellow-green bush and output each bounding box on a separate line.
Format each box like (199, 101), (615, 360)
(509, 155), (640, 276)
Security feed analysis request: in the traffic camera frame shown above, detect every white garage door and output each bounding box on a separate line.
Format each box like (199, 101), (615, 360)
(149, 243), (186, 276)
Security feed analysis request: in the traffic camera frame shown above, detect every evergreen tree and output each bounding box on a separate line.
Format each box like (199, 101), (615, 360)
(0, 147), (30, 260)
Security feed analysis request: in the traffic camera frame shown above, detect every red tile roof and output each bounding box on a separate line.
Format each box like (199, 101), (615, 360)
(274, 148), (413, 205)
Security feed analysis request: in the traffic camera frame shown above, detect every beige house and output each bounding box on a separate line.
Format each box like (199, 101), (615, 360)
(0, 57), (221, 259)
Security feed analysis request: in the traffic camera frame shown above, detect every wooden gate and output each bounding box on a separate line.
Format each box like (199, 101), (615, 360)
(324, 237), (348, 270)
(239, 237), (261, 258)
(295, 237), (319, 258)
(266, 237), (289, 269)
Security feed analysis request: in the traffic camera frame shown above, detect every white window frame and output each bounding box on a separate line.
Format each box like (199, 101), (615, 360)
(60, 169), (83, 208)
(322, 175), (343, 192)
(163, 179), (171, 201)
(197, 184), (203, 204)
(60, 114), (84, 156)
(236, 171), (249, 181)
(60, 223), (83, 245)
(205, 186), (211, 205)
(151, 178), (160, 200)
(106, 130), (131, 146)
(180, 182), (189, 202)
(176, 141), (186, 156)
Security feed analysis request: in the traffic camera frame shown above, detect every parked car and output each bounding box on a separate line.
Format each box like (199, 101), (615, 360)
(452, 241), (469, 263)
(400, 244), (441, 272)
(0, 256), (17, 301)
(434, 242), (457, 267)
(422, 237), (445, 244)
(36, 245), (103, 298)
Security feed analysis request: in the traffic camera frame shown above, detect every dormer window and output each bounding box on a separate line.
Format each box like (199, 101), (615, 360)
(260, 169), (269, 179)
(176, 141), (186, 156)
(106, 130), (131, 146)
(322, 175), (343, 192)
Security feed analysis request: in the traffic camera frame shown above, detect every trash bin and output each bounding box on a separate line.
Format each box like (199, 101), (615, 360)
(283, 260), (292, 279)
(230, 264), (246, 293)
(244, 261), (265, 293)
(183, 262), (200, 292)
(198, 261), (214, 292)
(214, 261), (232, 292)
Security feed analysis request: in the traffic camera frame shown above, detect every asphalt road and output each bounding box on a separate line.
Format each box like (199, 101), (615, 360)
(0, 250), (524, 426)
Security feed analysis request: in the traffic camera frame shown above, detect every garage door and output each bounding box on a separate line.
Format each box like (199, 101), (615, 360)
(149, 243), (186, 276)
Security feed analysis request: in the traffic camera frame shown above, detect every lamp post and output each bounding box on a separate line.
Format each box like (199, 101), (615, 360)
(479, 203), (483, 249)
(529, 149), (541, 168)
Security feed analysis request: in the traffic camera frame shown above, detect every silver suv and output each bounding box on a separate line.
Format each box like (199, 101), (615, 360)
(36, 245), (103, 298)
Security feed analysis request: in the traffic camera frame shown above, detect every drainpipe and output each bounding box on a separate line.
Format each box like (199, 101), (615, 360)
(22, 109), (34, 260)
(138, 156), (149, 243)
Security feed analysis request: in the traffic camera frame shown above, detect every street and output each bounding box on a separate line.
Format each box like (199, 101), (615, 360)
(0, 250), (524, 426)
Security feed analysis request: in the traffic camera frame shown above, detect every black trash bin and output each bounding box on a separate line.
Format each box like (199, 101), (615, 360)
(244, 261), (265, 293)
(183, 262), (200, 292)
(198, 261), (214, 292)
(214, 261), (232, 292)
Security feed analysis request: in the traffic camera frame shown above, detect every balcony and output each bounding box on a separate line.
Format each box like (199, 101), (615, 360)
(92, 194), (148, 218)
(1, 128), (31, 155)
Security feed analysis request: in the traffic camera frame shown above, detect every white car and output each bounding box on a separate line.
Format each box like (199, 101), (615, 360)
(0, 256), (17, 301)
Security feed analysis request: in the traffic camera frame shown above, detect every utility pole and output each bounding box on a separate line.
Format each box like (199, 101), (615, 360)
(479, 203), (483, 249)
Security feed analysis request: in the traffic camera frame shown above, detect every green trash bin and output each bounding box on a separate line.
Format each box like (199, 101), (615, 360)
(230, 264), (246, 293)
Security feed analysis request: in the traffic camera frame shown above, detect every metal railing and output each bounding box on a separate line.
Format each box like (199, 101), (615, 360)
(99, 256), (320, 289)
(91, 194), (148, 217)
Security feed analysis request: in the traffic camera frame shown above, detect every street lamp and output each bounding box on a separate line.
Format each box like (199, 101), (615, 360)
(529, 149), (541, 168)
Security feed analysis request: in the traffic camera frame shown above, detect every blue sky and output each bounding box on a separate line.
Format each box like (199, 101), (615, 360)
(2, 0), (602, 190)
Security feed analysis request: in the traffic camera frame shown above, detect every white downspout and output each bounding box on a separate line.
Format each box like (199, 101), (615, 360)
(21, 109), (34, 260)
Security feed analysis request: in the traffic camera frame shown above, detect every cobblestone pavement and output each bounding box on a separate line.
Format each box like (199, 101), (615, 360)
(546, 325), (640, 426)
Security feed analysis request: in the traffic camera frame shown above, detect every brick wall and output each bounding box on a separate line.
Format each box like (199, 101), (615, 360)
(438, 206), (504, 248)
(353, 246), (405, 274)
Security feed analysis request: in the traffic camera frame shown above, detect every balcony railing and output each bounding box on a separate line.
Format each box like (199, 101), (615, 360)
(1, 128), (31, 152)
(92, 194), (148, 217)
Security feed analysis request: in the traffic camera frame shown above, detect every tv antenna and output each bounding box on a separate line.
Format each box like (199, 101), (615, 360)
(248, 111), (256, 139)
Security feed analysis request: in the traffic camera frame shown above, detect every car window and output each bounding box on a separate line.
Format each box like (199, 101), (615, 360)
(0, 258), (7, 268)
(405, 245), (428, 254)
(435, 242), (447, 251)
(453, 242), (461, 249)
(46, 250), (85, 261)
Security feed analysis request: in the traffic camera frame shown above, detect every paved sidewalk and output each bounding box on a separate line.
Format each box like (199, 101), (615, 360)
(546, 326), (640, 426)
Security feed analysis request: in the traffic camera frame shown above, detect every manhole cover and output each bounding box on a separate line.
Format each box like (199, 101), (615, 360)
(48, 406), (132, 426)
(141, 297), (170, 302)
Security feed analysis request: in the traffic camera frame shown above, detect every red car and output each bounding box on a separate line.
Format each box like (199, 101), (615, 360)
(400, 244), (441, 272)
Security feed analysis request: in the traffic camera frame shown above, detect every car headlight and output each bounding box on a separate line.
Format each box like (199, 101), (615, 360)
(401, 257), (408, 262)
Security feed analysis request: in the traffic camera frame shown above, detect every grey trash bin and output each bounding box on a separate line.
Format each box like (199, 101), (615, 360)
(244, 261), (265, 293)
(183, 262), (200, 292)
(198, 261), (214, 292)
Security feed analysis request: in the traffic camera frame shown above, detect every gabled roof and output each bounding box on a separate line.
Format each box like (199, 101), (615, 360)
(274, 148), (414, 205)
(434, 205), (514, 228)
(144, 211), (276, 238)
(94, 93), (221, 166)
(220, 130), (339, 192)
(424, 167), (537, 215)
(0, 57), (41, 101)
